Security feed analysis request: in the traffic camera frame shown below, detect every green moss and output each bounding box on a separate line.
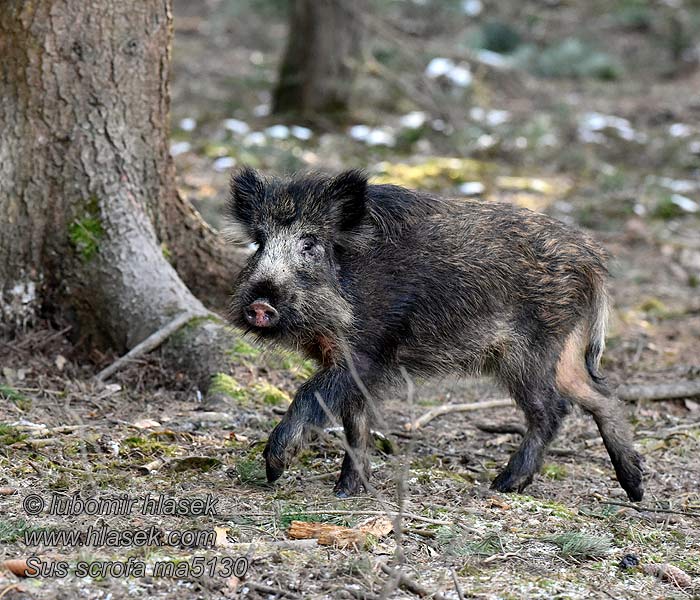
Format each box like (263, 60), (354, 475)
(209, 373), (250, 403)
(0, 423), (28, 446)
(254, 382), (291, 406)
(542, 463), (568, 481)
(638, 297), (671, 319)
(122, 435), (176, 458)
(227, 338), (262, 361)
(69, 198), (104, 261)
(161, 243), (172, 262)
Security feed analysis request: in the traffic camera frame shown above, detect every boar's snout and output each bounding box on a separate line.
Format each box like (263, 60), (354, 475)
(244, 299), (280, 329)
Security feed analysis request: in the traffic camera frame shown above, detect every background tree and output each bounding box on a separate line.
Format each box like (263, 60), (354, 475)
(0, 0), (246, 390)
(272, 0), (365, 122)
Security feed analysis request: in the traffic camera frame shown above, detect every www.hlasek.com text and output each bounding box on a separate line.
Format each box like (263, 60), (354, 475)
(25, 525), (216, 548)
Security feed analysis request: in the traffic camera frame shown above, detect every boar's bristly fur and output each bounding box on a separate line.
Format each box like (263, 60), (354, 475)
(226, 167), (644, 501)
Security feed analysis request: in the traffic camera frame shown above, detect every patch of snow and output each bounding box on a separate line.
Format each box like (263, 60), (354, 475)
(668, 123), (691, 138)
(290, 125), (313, 140)
(425, 57), (454, 78)
(459, 181), (485, 195)
(223, 118), (251, 135)
(462, 0), (483, 16)
(671, 194), (699, 213)
(213, 156), (236, 172)
(169, 141), (191, 157)
(400, 111), (428, 129)
(265, 125), (290, 139)
(243, 132), (266, 146)
(179, 117), (196, 132)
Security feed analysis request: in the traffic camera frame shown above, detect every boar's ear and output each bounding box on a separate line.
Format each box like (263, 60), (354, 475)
(227, 166), (265, 240)
(326, 169), (367, 230)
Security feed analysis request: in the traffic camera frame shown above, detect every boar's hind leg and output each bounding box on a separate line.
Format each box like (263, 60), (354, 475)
(555, 327), (644, 502)
(334, 398), (372, 498)
(491, 380), (569, 494)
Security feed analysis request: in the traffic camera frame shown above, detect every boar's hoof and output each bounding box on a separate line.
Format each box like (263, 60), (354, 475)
(263, 444), (285, 483)
(490, 470), (534, 494)
(333, 474), (365, 498)
(617, 453), (645, 502)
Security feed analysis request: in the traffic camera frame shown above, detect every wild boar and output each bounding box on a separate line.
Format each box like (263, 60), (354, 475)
(226, 167), (644, 501)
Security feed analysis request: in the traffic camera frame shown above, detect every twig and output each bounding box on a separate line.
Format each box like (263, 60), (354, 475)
(598, 500), (700, 519)
(95, 311), (201, 381)
(451, 567), (465, 600)
(297, 509), (451, 526)
(344, 587), (381, 600)
(617, 381), (700, 401)
(407, 399), (513, 431)
(379, 564), (448, 600)
(0, 584), (23, 600)
(244, 581), (301, 599)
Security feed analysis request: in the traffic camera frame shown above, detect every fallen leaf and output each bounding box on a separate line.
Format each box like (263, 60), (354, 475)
(222, 575), (241, 598)
(214, 526), (231, 548)
(2, 558), (37, 578)
(55, 355), (67, 371)
(357, 516), (393, 537)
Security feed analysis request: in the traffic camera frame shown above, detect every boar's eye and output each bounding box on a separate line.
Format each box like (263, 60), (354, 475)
(298, 236), (317, 254)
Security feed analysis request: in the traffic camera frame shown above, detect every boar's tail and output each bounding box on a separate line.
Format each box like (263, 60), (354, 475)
(585, 285), (610, 384)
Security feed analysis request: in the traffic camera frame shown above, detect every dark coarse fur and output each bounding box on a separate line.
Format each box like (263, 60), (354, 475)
(226, 167), (644, 501)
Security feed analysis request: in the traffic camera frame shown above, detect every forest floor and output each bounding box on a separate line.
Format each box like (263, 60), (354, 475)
(2, 0), (700, 598)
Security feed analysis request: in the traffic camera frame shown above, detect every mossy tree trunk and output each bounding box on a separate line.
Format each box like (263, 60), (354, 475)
(0, 0), (244, 389)
(272, 0), (365, 123)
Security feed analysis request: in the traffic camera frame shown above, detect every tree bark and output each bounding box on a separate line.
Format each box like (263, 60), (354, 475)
(0, 0), (242, 389)
(272, 0), (364, 122)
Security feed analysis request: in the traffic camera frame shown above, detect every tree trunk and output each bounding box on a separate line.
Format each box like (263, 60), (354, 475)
(272, 0), (364, 122)
(0, 0), (243, 390)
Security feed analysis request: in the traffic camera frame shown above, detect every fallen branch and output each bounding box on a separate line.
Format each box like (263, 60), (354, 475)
(244, 582), (300, 599)
(617, 381), (700, 402)
(95, 311), (203, 381)
(296, 509), (451, 526)
(379, 564), (448, 600)
(406, 399), (513, 431)
(598, 500), (700, 519)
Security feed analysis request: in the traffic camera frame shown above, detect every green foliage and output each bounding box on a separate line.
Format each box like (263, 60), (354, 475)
(436, 526), (504, 556)
(524, 38), (621, 80)
(234, 457), (267, 485)
(544, 532), (612, 558)
(0, 519), (32, 544)
(0, 384), (31, 411)
(652, 193), (686, 220)
(477, 21), (522, 54)
(69, 198), (104, 261)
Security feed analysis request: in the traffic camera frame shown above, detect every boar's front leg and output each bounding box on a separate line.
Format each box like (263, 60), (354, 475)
(264, 365), (375, 494)
(334, 396), (372, 498)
